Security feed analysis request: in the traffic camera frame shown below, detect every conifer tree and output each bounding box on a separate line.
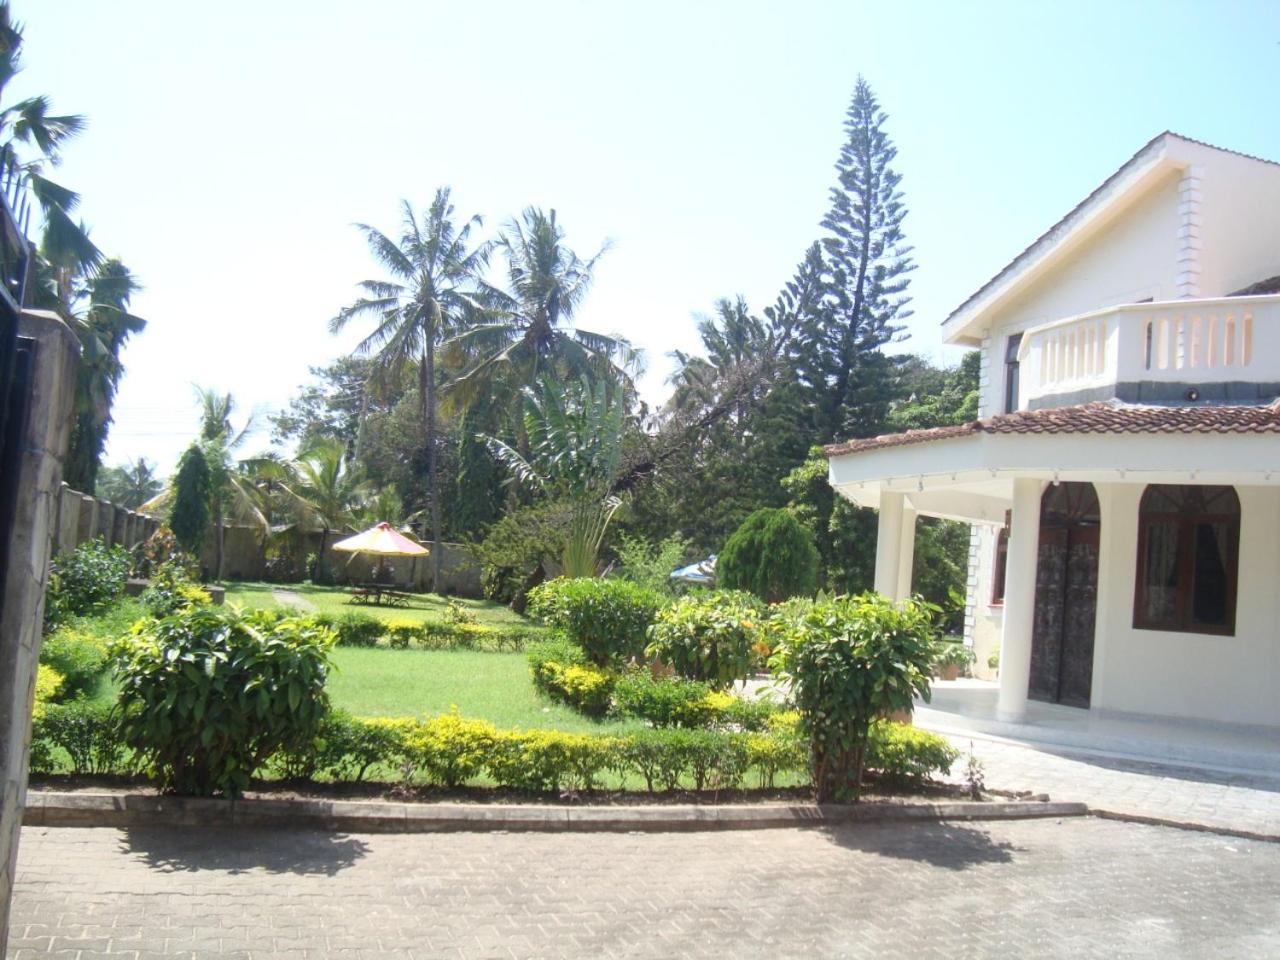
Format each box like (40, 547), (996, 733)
(793, 76), (914, 445)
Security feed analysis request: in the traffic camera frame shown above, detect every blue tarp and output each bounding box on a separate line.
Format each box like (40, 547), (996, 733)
(670, 554), (716, 584)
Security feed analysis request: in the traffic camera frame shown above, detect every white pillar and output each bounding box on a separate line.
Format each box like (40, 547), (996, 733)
(874, 491), (905, 598)
(997, 477), (1042, 722)
(895, 505), (917, 601)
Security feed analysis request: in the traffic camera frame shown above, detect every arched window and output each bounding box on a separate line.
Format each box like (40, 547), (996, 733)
(1134, 485), (1239, 635)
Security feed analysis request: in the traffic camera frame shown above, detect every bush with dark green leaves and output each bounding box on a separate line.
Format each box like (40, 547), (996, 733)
(718, 508), (819, 602)
(645, 591), (765, 689)
(112, 605), (334, 796)
(43, 539), (131, 630)
(526, 577), (664, 665)
(771, 592), (937, 801)
(32, 700), (125, 775)
(140, 561), (212, 618)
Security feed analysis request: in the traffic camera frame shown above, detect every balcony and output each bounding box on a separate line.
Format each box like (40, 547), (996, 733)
(1016, 294), (1280, 409)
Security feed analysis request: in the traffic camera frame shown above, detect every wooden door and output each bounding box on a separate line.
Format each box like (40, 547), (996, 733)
(1028, 483), (1099, 707)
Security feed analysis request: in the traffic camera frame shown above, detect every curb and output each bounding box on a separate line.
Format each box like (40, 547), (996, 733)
(1088, 807), (1280, 844)
(23, 792), (1088, 834)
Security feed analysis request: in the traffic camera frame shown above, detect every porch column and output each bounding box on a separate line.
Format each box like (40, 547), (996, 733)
(874, 491), (905, 598)
(997, 477), (1042, 722)
(895, 505), (917, 601)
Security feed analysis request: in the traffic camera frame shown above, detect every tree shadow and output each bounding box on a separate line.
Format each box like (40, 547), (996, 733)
(118, 824), (370, 877)
(815, 819), (1020, 871)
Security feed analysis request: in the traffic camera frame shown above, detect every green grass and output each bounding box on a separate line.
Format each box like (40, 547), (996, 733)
(325, 647), (638, 733)
(221, 581), (534, 628)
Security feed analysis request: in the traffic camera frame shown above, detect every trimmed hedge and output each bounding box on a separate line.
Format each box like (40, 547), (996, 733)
(29, 703), (955, 795)
(313, 612), (542, 652)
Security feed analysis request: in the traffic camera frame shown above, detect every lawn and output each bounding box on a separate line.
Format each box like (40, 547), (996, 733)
(221, 581), (535, 628)
(325, 647), (639, 733)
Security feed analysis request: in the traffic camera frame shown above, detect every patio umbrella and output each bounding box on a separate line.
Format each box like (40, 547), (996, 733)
(332, 522), (428, 581)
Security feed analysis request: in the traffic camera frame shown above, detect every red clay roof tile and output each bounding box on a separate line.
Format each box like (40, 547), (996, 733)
(823, 401), (1280, 458)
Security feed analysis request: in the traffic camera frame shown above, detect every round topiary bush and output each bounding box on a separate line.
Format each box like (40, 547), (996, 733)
(525, 577), (664, 665)
(112, 605), (334, 796)
(717, 508), (819, 602)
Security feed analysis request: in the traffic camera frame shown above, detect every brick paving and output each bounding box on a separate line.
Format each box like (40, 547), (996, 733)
(933, 733), (1280, 837)
(7, 818), (1280, 959)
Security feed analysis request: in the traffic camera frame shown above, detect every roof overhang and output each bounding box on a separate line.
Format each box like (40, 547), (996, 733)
(828, 430), (1280, 523)
(942, 133), (1197, 347)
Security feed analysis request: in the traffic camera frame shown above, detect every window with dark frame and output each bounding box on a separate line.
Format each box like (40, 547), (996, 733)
(991, 511), (1011, 604)
(1133, 484), (1240, 635)
(1003, 333), (1023, 414)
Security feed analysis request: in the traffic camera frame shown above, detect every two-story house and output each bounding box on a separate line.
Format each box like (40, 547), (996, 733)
(824, 132), (1280, 731)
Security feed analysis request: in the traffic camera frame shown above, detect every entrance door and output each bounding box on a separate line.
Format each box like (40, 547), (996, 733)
(1028, 482), (1100, 707)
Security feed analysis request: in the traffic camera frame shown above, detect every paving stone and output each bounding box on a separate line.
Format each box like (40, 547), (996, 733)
(7, 820), (1280, 958)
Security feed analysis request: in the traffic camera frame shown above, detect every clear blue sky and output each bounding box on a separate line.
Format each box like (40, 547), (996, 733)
(18, 0), (1280, 472)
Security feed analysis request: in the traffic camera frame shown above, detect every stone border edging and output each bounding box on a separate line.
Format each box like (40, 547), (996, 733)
(1089, 807), (1280, 844)
(23, 791), (1087, 833)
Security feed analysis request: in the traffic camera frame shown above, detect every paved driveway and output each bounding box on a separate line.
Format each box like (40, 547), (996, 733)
(933, 732), (1280, 838)
(8, 818), (1280, 959)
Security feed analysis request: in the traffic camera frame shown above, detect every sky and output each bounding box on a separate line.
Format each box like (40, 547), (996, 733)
(17, 0), (1280, 473)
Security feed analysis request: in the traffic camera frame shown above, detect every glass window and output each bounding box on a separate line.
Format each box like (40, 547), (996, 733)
(1004, 333), (1023, 414)
(1134, 485), (1239, 635)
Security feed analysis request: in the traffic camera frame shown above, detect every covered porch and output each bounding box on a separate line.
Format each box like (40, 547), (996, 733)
(826, 403), (1280, 730)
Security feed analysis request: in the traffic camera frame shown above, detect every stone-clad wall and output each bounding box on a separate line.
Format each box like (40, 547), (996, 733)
(48, 484), (160, 559)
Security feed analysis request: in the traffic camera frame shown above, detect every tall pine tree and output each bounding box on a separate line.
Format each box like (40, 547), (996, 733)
(792, 76), (914, 445)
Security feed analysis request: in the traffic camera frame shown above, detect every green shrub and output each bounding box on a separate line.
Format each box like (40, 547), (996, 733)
(310, 713), (415, 782)
(330, 611), (384, 647)
(130, 525), (199, 580)
(526, 577), (664, 665)
(646, 591), (765, 689)
(718, 508), (819, 602)
(44, 539), (131, 629)
(34, 700), (125, 775)
(745, 730), (807, 789)
(404, 712), (497, 787)
(140, 561), (211, 618)
(932, 638), (975, 671)
(113, 605), (334, 796)
(611, 672), (718, 728)
(444, 599), (479, 625)
(38, 628), (109, 699)
(771, 592), (937, 802)
(488, 729), (620, 792)
(614, 533), (692, 595)
(618, 728), (750, 791)
(385, 618), (419, 650)
(866, 721), (958, 782)
(527, 640), (616, 717)
(33, 664), (64, 713)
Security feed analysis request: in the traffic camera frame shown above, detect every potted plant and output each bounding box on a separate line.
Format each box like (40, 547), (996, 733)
(932, 639), (975, 682)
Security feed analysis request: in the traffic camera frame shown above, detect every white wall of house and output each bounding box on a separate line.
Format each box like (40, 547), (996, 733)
(969, 523), (1003, 682)
(1193, 145), (1280, 297)
(976, 171), (1183, 417)
(1090, 482), (1280, 728)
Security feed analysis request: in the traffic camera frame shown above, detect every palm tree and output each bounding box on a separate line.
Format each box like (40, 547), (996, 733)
(0, 1), (99, 272)
(98, 457), (162, 509)
(445, 207), (639, 410)
(330, 188), (489, 592)
(193, 386), (267, 580)
(483, 376), (627, 578)
(286, 439), (364, 583)
(45, 258), (147, 490)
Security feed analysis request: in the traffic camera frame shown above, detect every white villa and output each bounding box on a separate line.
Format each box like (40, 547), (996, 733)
(825, 132), (1280, 732)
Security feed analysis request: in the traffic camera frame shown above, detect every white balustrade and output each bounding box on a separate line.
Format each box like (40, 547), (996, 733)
(1015, 295), (1280, 409)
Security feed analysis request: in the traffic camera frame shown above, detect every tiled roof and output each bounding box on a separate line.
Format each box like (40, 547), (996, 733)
(823, 401), (1280, 458)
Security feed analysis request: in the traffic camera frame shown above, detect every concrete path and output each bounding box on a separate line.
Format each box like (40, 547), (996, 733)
(932, 730), (1280, 838)
(270, 590), (315, 612)
(8, 818), (1280, 959)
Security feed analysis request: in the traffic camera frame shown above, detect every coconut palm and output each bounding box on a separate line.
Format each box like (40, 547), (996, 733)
(97, 457), (162, 509)
(330, 188), (489, 592)
(483, 375), (628, 578)
(445, 207), (639, 411)
(0, 1), (99, 272)
(286, 439), (364, 583)
(192, 387), (268, 580)
(44, 258), (147, 490)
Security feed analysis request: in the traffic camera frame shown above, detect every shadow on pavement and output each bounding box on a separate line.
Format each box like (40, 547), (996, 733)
(118, 824), (370, 876)
(816, 820), (1018, 870)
